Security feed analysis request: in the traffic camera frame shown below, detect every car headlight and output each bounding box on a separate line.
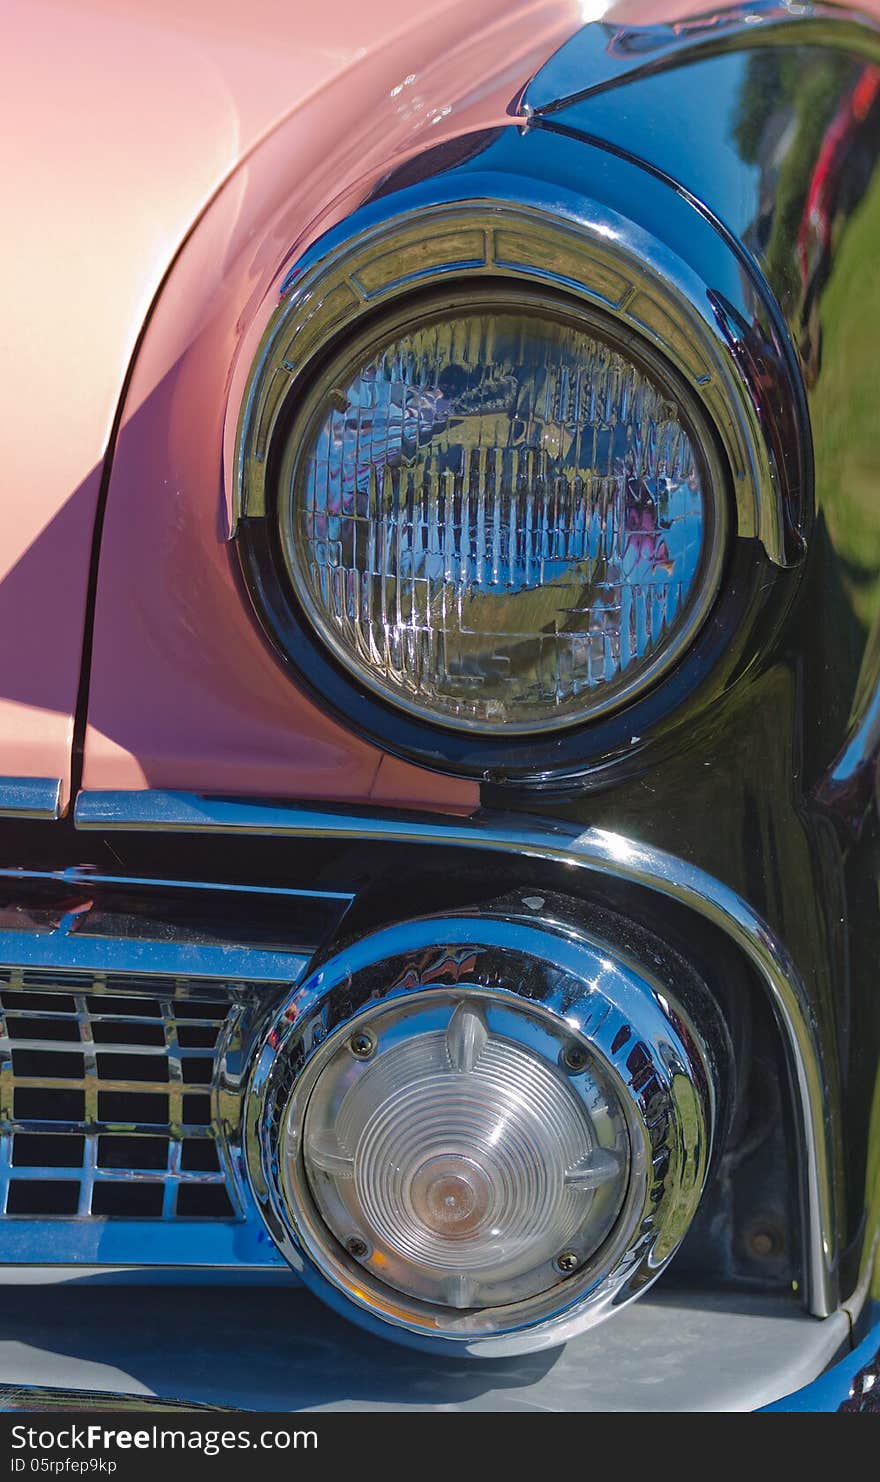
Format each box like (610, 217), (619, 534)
(246, 898), (724, 1356)
(274, 286), (726, 734)
(234, 199), (743, 768)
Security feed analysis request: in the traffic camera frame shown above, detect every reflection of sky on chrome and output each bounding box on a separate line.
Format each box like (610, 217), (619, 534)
(589, 830), (644, 865)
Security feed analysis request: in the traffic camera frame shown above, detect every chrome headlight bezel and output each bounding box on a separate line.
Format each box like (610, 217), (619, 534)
(244, 898), (724, 1357)
(233, 193), (758, 777)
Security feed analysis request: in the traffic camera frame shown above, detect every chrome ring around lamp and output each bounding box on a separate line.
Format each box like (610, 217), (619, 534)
(245, 896), (727, 1356)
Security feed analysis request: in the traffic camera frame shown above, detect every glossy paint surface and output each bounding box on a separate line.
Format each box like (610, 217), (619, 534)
(513, 5), (880, 1285)
(1, 0), (580, 811)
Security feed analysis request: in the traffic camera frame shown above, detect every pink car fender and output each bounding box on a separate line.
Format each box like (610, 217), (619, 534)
(0, 0), (582, 814)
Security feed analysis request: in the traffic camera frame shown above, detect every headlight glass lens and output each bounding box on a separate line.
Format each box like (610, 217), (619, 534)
(278, 294), (725, 733)
(293, 993), (630, 1312)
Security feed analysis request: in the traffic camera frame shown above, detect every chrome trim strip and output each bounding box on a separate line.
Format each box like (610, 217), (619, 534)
(0, 927), (309, 985)
(0, 1265), (295, 1283)
(0, 1383), (231, 1412)
(815, 674), (880, 832)
(74, 788), (838, 1318)
(0, 868), (350, 983)
(0, 866), (352, 903)
(0, 778), (63, 821)
(0, 1220), (287, 1268)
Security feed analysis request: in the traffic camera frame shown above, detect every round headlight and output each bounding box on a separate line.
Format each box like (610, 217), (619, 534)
(276, 289), (727, 734)
(246, 898), (723, 1356)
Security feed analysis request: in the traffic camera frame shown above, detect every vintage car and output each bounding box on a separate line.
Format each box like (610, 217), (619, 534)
(1, 0), (879, 1415)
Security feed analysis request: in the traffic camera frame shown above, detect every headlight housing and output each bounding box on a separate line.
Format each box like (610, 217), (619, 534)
(234, 198), (747, 775)
(276, 288), (726, 734)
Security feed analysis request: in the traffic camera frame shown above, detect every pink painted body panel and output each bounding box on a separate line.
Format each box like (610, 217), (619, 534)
(78, 0), (584, 810)
(0, 0), (579, 812)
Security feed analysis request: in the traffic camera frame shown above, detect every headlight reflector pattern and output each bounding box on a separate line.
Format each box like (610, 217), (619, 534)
(278, 294), (725, 733)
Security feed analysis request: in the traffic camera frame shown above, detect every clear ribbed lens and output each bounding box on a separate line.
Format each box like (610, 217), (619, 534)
(279, 296), (722, 733)
(295, 995), (630, 1311)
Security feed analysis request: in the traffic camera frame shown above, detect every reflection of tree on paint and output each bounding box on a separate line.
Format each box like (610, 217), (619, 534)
(798, 65), (880, 276)
(732, 51), (880, 709)
(796, 63), (880, 382)
(732, 48), (857, 314)
(730, 47), (880, 381)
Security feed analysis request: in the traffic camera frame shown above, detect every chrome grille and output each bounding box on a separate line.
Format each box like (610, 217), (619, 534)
(0, 972), (237, 1222)
(0, 868), (349, 1270)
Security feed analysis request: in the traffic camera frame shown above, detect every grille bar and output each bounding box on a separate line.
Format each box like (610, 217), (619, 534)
(0, 868), (349, 1266)
(0, 981), (236, 1222)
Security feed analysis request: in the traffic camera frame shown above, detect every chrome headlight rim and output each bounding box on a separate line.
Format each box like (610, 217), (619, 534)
(232, 193), (753, 777)
(245, 903), (719, 1357)
(271, 280), (730, 738)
